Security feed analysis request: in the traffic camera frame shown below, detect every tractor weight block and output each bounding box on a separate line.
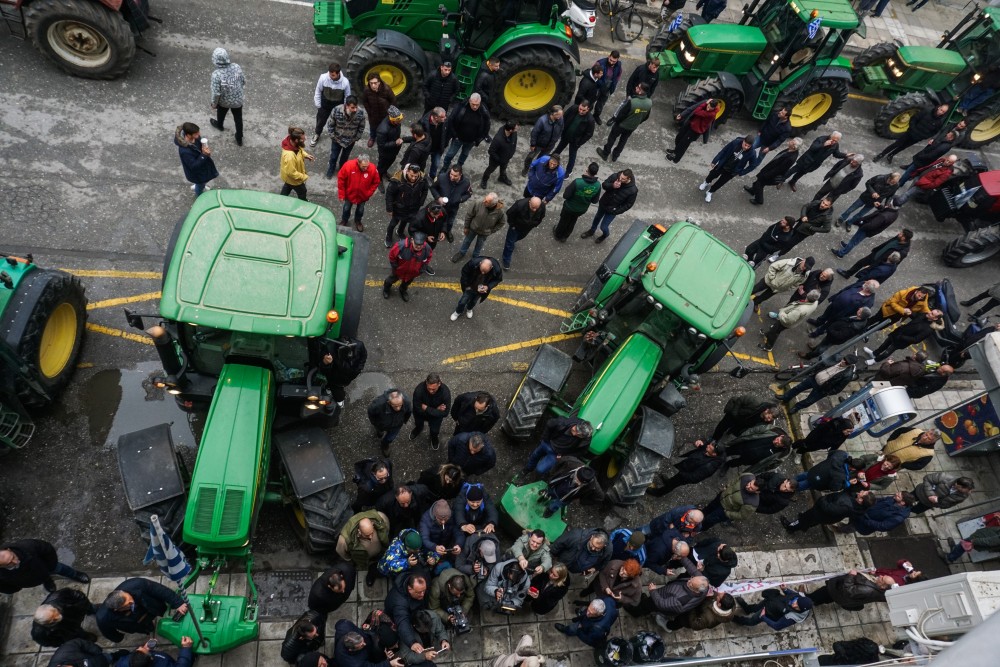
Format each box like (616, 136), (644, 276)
(274, 427), (344, 499)
(117, 423), (186, 511)
(525, 344), (572, 392)
(634, 407), (675, 459)
(498, 480), (567, 541)
(645, 384), (686, 417)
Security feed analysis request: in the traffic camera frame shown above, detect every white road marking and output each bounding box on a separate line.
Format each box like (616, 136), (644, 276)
(265, 0), (314, 7)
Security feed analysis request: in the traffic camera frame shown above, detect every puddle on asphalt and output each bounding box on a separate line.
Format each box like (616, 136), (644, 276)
(83, 361), (200, 451)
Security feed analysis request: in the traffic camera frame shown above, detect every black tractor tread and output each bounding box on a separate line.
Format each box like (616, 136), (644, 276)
(502, 379), (553, 440)
(959, 106), (1000, 149)
(606, 446), (665, 506)
(10, 270), (87, 408)
(778, 77), (849, 136)
(346, 37), (424, 106)
(942, 226), (1000, 268)
(296, 484), (353, 553)
(851, 42), (898, 71)
(646, 13), (701, 56)
(494, 46), (576, 124)
(673, 77), (741, 127)
(24, 0), (135, 80)
(133, 496), (186, 545)
(874, 92), (933, 140)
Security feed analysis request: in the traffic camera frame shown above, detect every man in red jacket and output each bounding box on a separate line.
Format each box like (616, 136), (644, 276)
(383, 232), (432, 302)
(666, 99), (717, 164)
(895, 154), (957, 205)
(337, 154), (380, 232)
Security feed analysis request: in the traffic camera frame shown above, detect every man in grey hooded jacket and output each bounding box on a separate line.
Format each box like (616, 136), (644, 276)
(209, 48), (246, 146)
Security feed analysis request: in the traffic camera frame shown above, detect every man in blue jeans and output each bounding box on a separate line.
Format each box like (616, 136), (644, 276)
(502, 196), (546, 270)
(450, 256), (503, 321)
(366, 389), (412, 456)
(521, 416), (594, 475)
(581, 169), (637, 243)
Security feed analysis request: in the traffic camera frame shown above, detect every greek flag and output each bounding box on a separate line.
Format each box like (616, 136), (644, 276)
(145, 514), (191, 585)
(807, 17), (822, 39)
(669, 12), (684, 31)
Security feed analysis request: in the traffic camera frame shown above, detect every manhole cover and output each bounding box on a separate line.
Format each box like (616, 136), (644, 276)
(255, 570), (315, 618)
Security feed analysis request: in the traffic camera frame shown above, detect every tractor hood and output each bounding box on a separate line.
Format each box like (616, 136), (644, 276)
(687, 24), (767, 53)
(161, 190), (340, 337)
(575, 333), (663, 456)
(897, 46), (966, 75)
(789, 0), (859, 29)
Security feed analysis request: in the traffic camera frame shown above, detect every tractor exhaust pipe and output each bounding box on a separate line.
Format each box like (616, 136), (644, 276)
(146, 325), (183, 377)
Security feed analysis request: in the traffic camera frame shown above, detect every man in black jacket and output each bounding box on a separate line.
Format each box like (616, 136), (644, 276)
(873, 103), (950, 164)
(447, 432), (497, 475)
(744, 216), (796, 266)
(406, 203), (446, 275)
(834, 197), (900, 258)
(872, 310), (945, 361)
(814, 155), (865, 203)
(837, 171), (901, 228)
(440, 95), (491, 174)
(750, 106), (791, 168)
(553, 99), (596, 174)
(0, 539), (90, 594)
(699, 134), (756, 203)
(556, 162), (602, 241)
(625, 57), (660, 98)
(647, 439), (726, 497)
(423, 62), (459, 112)
(419, 107), (448, 179)
(581, 169), (638, 243)
(308, 562), (357, 614)
(376, 485), (432, 535)
(385, 573), (431, 652)
(454, 483), (499, 532)
(375, 107), (406, 186)
(400, 124), (430, 172)
(501, 196), (546, 270)
(711, 395), (778, 442)
(784, 357), (860, 413)
(724, 427), (794, 469)
(32, 588), (97, 647)
(899, 129), (958, 185)
(781, 132), (851, 192)
(746, 138), (801, 205)
(782, 489), (875, 533)
(48, 638), (111, 667)
(473, 57), (500, 108)
(367, 389), (413, 455)
(385, 164), (429, 247)
(430, 165), (473, 243)
(522, 106), (565, 174)
(801, 306), (872, 359)
(575, 63), (604, 107)
(281, 611), (326, 665)
(481, 121), (518, 188)
(450, 258), (504, 322)
(352, 458), (394, 512)
(523, 416), (594, 475)
(411, 373), (452, 449)
(907, 364), (954, 399)
(450, 390), (500, 435)
(96, 578), (188, 642)
(693, 538), (738, 586)
(838, 229), (912, 279)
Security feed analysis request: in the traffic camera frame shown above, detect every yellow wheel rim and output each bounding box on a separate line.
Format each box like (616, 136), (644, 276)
(39, 302), (78, 379)
(889, 109), (919, 134)
(970, 112), (1000, 143)
(366, 64), (408, 97)
(503, 69), (557, 112)
(293, 504), (307, 529)
(714, 100), (726, 119)
(790, 92), (833, 127)
(606, 457), (619, 480)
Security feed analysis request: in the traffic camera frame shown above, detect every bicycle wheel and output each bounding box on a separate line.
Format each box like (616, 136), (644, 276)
(613, 9), (644, 42)
(598, 0), (613, 15)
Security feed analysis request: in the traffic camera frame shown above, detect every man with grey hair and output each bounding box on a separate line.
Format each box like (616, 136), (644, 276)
(895, 154), (959, 205)
(643, 558), (712, 629)
(807, 280), (879, 338)
(555, 596), (618, 647)
(96, 578), (188, 642)
(837, 171), (901, 229)
(760, 289), (821, 351)
(814, 154), (865, 203)
(801, 306), (872, 359)
(32, 588), (96, 647)
(746, 137), (802, 205)
(367, 388), (413, 454)
(441, 93), (491, 173)
(781, 131), (853, 192)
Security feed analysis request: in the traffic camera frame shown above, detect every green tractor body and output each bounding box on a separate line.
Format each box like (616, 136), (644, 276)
(501, 221), (753, 530)
(116, 190), (368, 654)
(313, 0), (580, 122)
(649, 0), (860, 133)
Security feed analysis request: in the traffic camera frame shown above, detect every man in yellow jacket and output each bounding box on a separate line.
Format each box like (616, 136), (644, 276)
(870, 286), (930, 329)
(280, 126), (315, 200)
(882, 427), (939, 471)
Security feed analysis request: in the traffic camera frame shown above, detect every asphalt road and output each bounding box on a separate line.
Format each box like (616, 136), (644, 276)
(2, 0), (998, 574)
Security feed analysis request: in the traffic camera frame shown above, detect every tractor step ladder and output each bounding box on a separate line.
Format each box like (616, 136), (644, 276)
(455, 54), (478, 90)
(0, 405), (34, 450)
(0, 4), (25, 39)
(560, 311), (595, 334)
(752, 83), (779, 120)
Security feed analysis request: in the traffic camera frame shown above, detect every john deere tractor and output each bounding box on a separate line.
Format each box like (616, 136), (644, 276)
(313, 0), (579, 122)
(850, 6), (1000, 148)
(0, 253), (87, 453)
(646, 0), (862, 134)
(115, 190), (368, 654)
(499, 221), (754, 535)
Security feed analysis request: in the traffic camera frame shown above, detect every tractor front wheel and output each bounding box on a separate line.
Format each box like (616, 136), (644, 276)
(24, 0), (135, 79)
(874, 92), (933, 140)
(851, 42), (897, 71)
(961, 107), (1000, 149)
(495, 47), (576, 124)
(942, 226), (1000, 268)
(346, 38), (424, 106)
(779, 78), (849, 136)
(603, 446), (665, 506)
(502, 377), (554, 441)
(673, 77), (743, 127)
(132, 496), (187, 545)
(646, 12), (704, 56)
(291, 484), (353, 553)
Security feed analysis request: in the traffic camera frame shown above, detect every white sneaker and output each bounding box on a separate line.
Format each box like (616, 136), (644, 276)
(705, 191), (713, 203)
(190, 184), (196, 191)
(741, 253), (749, 260)
(698, 181), (709, 191)
(450, 312), (459, 322)
(309, 135), (319, 147)
(466, 309), (474, 319)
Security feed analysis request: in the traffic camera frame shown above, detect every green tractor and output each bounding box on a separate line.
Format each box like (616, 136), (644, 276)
(0, 253), (87, 452)
(851, 6), (1000, 148)
(500, 221), (754, 533)
(313, 0), (579, 122)
(115, 190), (369, 654)
(646, 0), (863, 134)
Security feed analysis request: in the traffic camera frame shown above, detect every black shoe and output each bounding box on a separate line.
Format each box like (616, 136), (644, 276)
(384, 237), (392, 248)
(789, 183), (797, 192)
(595, 235), (607, 243)
(542, 507), (556, 518)
(836, 268), (851, 279)
(830, 248), (842, 258)
(498, 174), (513, 186)
(780, 517), (796, 531)
(210, 118), (223, 131)
(399, 288), (410, 302)
(580, 230), (595, 239)
(502, 261), (511, 270)
(596, 147), (609, 161)
(380, 441), (390, 457)
(325, 172), (334, 180)
(43, 579), (57, 593)
(521, 167), (530, 177)
(409, 427), (422, 440)
(611, 154), (619, 162)
(743, 185), (753, 194)
(423, 265), (436, 276)
(594, 117), (603, 125)
(430, 435), (440, 450)
(806, 318), (820, 326)
(365, 566), (378, 587)
(235, 136), (243, 146)
(451, 252), (465, 263)
(479, 179), (488, 189)
(555, 623), (570, 634)
(446, 232), (454, 243)
(960, 299), (974, 306)
(382, 284), (391, 299)
(665, 151), (675, 160)
(73, 572), (91, 584)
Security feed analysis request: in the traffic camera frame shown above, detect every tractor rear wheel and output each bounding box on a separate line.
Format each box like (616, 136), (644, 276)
(874, 92), (933, 140)
(495, 47), (576, 124)
(673, 77), (743, 127)
(779, 78), (849, 136)
(646, 13), (703, 56)
(291, 484), (353, 553)
(502, 377), (554, 441)
(942, 226), (1000, 268)
(604, 446), (665, 506)
(132, 496), (186, 545)
(24, 0), (135, 79)
(851, 42), (897, 71)
(961, 107), (1000, 149)
(346, 38), (424, 106)
(3, 269), (87, 408)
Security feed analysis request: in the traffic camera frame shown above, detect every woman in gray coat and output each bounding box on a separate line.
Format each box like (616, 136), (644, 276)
(911, 473), (974, 514)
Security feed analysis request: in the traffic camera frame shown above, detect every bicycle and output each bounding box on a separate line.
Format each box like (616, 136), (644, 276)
(599, 0), (645, 43)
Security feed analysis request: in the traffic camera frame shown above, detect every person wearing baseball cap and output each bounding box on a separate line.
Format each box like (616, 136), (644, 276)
(407, 202), (447, 275)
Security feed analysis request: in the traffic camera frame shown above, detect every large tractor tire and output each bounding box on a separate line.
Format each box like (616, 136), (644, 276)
(874, 92), (933, 140)
(960, 107), (1000, 149)
(495, 47), (576, 124)
(604, 446), (665, 506)
(24, 0), (135, 80)
(673, 77), (743, 127)
(851, 42), (897, 71)
(942, 226), (1000, 268)
(646, 13), (704, 56)
(291, 484), (353, 553)
(132, 496), (186, 545)
(2, 269), (87, 408)
(346, 37), (424, 106)
(778, 77), (849, 136)
(502, 377), (554, 440)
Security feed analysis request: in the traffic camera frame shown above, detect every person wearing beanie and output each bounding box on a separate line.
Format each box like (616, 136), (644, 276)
(377, 528), (440, 576)
(734, 585), (814, 630)
(697, 134), (756, 203)
(419, 499), (463, 557)
(540, 457), (605, 518)
(608, 527), (646, 564)
(751, 256), (814, 311)
(575, 558), (643, 608)
(374, 105), (405, 189)
(813, 154), (865, 203)
(453, 482), (499, 534)
(507, 529), (553, 575)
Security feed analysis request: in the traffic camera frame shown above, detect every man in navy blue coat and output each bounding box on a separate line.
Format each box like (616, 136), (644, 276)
(97, 578), (188, 642)
(555, 597), (619, 647)
(699, 135), (755, 203)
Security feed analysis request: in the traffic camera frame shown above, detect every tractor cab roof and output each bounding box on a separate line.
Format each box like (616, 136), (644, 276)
(897, 46), (967, 74)
(160, 190), (340, 338)
(688, 24), (768, 52)
(640, 222), (754, 340)
(787, 0), (859, 29)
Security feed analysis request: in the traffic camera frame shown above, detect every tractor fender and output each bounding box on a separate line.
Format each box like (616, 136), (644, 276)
(634, 406), (675, 459)
(784, 66), (852, 95)
(525, 344), (573, 392)
(274, 426), (346, 499)
(716, 71), (746, 112)
(375, 29), (430, 76)
(490, 34), (580, 64)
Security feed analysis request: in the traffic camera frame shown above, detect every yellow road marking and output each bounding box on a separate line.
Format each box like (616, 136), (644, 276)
(848, 93), (886, 104)
(77, 362), (94, 369)
(731, 351), (780, 368)
(86, 323), (153, 345)
(443, 333), (582, 364)
(87, 292), (161, 311)
(362, 279), (578, 294)
(489, 296), (572, 318)
(63, 269), (162, 279)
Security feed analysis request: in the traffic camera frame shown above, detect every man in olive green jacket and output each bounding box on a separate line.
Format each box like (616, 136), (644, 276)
(701, 472), (761, 530)
(336, 509), (391, 586)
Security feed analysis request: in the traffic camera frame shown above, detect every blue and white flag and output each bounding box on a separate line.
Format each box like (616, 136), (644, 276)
(145, 514), (191, 585)
(669, 12), (684, 31)
(807, 17), (822, 39)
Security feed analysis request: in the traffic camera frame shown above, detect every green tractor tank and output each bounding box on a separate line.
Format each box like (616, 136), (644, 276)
(313, 0), (580, 122)
(116, 190), (368, 654)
